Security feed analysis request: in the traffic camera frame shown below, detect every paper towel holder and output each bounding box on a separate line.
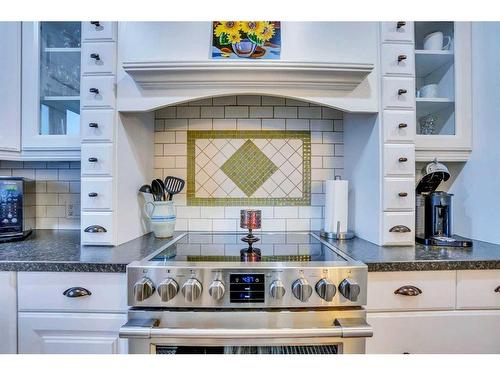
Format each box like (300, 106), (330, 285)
(320, 221), (355, 240)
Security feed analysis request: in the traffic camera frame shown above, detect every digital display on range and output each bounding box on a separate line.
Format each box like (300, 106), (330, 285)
(229, 274), (265, 303)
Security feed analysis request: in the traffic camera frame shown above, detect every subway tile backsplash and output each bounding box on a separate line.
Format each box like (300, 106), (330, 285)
(154, 95), (344, 232)
(0, 161), (80, 230)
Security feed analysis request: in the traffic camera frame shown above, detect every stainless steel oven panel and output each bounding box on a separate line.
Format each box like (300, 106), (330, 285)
(120, 309), (371, 354)
(127, 264), (367, 308)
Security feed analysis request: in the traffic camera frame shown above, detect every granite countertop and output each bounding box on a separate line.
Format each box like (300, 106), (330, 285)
(1, 230), (500, 273)
(0, 230), (178, 272)
(324, 236), (500, 272)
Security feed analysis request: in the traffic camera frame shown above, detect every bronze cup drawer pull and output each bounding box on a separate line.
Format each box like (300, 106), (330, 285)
(398, 192), (408, 197)
(397, 54), (407, 62)
(389, 225), (411, 233)
(88, 192), (98, 197)
(398, 157), (408, 162)
(63, 287), (92, 298)
(84, 225), (107, 233)
(396, 21), (406, 29)
(90, 53), (101, 61)
(398, 89), (407, 96)
(495, 286), (500, 293)
(398, 123), (408, 129)
(90, 21), (101, 28)
(394, 285), (422, 296)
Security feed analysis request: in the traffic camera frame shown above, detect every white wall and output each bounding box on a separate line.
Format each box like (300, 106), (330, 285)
(449, 22), (500, 244)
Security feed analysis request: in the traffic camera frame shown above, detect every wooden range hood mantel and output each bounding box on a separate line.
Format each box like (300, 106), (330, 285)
(123, 60), (374, 91)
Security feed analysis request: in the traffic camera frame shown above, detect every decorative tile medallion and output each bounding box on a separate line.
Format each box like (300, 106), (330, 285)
(187, 131), (311, 206)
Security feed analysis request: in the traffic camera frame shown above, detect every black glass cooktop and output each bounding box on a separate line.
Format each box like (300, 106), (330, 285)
(149, 232), (348, 263)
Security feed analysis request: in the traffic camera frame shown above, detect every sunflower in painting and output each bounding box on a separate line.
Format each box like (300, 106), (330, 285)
(214, 21), (239, 37)
(239, 21), (266, 35)
(259, 22), (275, 41)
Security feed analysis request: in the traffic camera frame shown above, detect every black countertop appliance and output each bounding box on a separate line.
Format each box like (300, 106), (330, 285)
(415, 160), (472, 247)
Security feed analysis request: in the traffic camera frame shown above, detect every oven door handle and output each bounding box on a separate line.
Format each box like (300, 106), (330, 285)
(119, 318), (373, 339)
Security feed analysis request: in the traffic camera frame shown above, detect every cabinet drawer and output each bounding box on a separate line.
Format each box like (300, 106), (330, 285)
(81, 109), (115, 142)
(81, 76), (115, 108)
(81, 177), (113, 211)
(381, 44), (415, 76)
(18, 272), (126, 312)
(367, 271), (456, 311)
(382, 77), (415, 109)
(81, 212), (114, 245)
(383, 178), (415, 211)
(81, 42), (116, 75)
(381, 21), (414, 43)
(18, 312), (127, 354)
(366, 310), (500, 354)
(82, 22), (117, 42)
(457, 270), (500, 309)
(383, 110), (415, 143)
(384, 144), (415, 176)
(81, 143), (114, 176)
(382, 212), (414, 245)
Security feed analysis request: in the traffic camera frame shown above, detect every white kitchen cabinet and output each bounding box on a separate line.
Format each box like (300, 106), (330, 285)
(0, 272), (17, 354)
(414, 22), (472, 162)
(18, 312), (127, 354)
(21, 22), (81, 157)
(0, 22), (21, 155)
(366, 310), (500, 354)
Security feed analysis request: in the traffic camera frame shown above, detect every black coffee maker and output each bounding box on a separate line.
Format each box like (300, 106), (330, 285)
(415, 160), (472, 247)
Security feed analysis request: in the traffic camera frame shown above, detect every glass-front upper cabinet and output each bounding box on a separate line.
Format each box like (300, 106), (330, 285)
(414, 22), (472, 162)
(22, 22), (81, 153)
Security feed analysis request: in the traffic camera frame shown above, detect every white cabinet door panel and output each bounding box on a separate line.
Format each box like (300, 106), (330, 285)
(18, 312), (127, 354)
(383, 110), (416, 143)
(381, 44), (415, 77)
(81, 42), (116, 75)
(381, 22), (414, 43)
(457, 270), (500, 309)
(0, 272), (17, 353)
(0, 22), (21, 152)
(367, 310), (500, 354)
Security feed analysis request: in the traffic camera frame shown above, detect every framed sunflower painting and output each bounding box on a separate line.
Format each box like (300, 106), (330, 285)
(211, 21), (281, 60)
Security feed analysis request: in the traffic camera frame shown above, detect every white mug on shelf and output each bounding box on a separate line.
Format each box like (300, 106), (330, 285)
(417, 83), (439, 98)
(423, 31), (452, 51)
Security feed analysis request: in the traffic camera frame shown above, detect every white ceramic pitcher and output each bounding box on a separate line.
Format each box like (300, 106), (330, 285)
(144, 201), (176, 238)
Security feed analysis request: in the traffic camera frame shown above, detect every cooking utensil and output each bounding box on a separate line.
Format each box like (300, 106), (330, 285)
(139, 184), (152, 194)
(151, 179), (164, 201)
(155, 178), (167, 201)
(164, 176), (185, 200)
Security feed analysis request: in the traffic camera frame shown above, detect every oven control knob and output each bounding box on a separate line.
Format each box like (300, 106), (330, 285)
(315, 278), (336, 302)
(181, 278), (203, 302)
(157, 278), (179, 302)
(291, 278), (313, 302)
(208, 280), (225, 300)
(269, 279), (286, 300)
(134, 277), (155, 302)
(339, 278), (361, 302)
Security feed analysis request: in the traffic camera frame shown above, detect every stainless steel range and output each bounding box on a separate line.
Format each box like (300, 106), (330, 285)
(120, 232), (372, 354)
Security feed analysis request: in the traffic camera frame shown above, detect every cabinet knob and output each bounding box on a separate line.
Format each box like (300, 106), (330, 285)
(398, 123), (408, 129)
(90, 21), (101, 28)
(398, 192), (408, 197)
(495, 286), (500, 293)
(394, 285), (422, 296)
(63, 287), (92, 298)
(397, 54), (407, 62)
(396, 21), (406, 29)
(89, 88), (99, 94)
(88, 192), (98, 197)
(389, 225), (411, 233)
(398, 88), (407, 96)
(90, 53), (101, 61)
(88, 157), (98, 162)
(84, 225), (107, 233)
(89, 122), (99, 128)
(398, 157), (408, 162)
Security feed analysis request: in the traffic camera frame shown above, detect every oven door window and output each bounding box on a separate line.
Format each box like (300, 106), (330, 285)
(155, 345), (339, 354)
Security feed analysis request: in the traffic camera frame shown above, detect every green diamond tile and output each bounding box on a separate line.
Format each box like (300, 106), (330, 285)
(220, 140), (278, 197)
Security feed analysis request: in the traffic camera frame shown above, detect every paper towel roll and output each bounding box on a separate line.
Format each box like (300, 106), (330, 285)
(323, 179), (348, 233)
